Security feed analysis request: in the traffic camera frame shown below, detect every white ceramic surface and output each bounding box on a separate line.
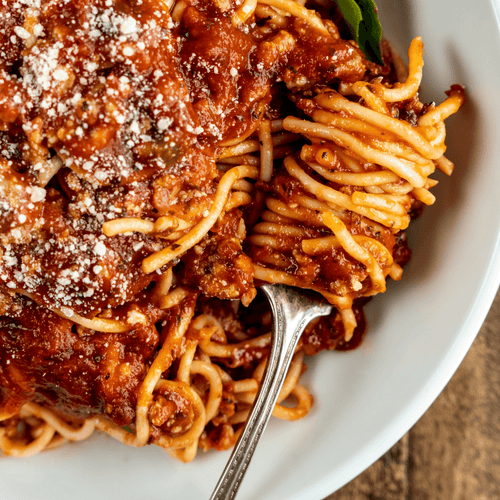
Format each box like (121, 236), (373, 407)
(2, 0), (500, 499)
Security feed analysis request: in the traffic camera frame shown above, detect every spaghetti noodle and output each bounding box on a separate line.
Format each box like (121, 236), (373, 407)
(0, 0), (463, 461)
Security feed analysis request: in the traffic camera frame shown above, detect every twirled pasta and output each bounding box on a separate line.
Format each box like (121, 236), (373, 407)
(0, 0), (463, 462)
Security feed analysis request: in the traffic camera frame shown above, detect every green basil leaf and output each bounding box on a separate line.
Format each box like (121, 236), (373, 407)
(334, 0), (384, 65)
(356, 0), (384, 64)
(334, 0), (363, 40)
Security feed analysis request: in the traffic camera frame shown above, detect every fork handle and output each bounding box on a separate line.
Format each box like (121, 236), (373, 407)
(210, 284), (332, 500)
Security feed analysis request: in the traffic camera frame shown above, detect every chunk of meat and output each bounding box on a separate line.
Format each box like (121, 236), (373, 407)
(0, 295), (165, 424)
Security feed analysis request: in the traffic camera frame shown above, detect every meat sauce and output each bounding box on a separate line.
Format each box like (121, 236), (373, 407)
(0, 0), (401, 426)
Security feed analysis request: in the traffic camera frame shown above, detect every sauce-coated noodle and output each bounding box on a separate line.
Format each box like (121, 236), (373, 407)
(0, 0), (463, 461)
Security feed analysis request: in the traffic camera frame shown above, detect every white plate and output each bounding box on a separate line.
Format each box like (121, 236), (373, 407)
(3, 0), (500, 498)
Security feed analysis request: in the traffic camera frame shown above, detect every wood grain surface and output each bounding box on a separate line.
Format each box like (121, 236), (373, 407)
(325, 286), (500, 500)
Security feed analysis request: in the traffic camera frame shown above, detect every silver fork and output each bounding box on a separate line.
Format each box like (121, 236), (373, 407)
(210, 283), (333, 500)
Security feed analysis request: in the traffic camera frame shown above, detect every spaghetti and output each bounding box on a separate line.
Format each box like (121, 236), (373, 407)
(0, 0), (463, 461)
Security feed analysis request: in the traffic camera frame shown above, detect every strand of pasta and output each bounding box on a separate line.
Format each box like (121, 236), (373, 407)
(159, 287), (191, 310)
(245, 119), (279, 228)
(201, 331), (271, 358)
(160, 0), (175, 11)
(174, 340), (223, 423)
(224, 191), (253, 212)
(257, 0), (330, 35)
(372, 36), (424, 103)
(218, 154), (261, 166)
(322, 211), (386, 293)
(301, 234), (394, 269)
(141, 165), (259, 273)
(412, 186), (436, 205)
(24, 403), (95, 441)
(154, 380), (207, 450)
(351, 82), (390, 114)
(253, 263), (352, 308)
(339, 308), (357, 342)
(253, 351), (303, 402)
(102, 217), (155, 237)
(189, 315), (311, 424)
(176, 342), (198, 384)
(0, 422), (55, 458)
(219, 132), (299, 159)
(307, 161), (400, 186)
(190, 360), (224, 423)
(304, 144), (414, 195)
(418, 88), (465, 127)
(167, 444), (199, 463)
(171, 0), (187, 22)
(102, 215), (194, 238)
(389, 262), (404, 280)
(258, 120), (274, 182)
(230, 384), (313, 423)
(0, 409), (19, 421)
(232, 179), (255, 192)
(54, 307), (130, 333)
(284, 117), (427, 189)
(260, 208), (297, 225)
(254, 4), (289, 28)
(15, 289), (130, 333)
(312, 143), (411, 195)
(294, 194), (347, 220)
(351, 192), (410, 215)
(22, 403), (96, 442)
(218, 116), (264, 147)
(233, 378), (259, 393)
(310, 109), (391, 138)
(246, 233), (299, 251)
(232, 0), (257, 25)
(134, 300), (196, 446)
(264, 196), (338, 227)
(311, 98), (444, 160)
(284, 155), (410, 229)
(254, 251), (293, 270)
(152, 268), (173, 303)
(231, 352), (313, 422)
(252, 221), (311, 238)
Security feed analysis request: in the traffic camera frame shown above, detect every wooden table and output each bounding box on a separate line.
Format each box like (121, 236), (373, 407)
(326, 286), (500, 500)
